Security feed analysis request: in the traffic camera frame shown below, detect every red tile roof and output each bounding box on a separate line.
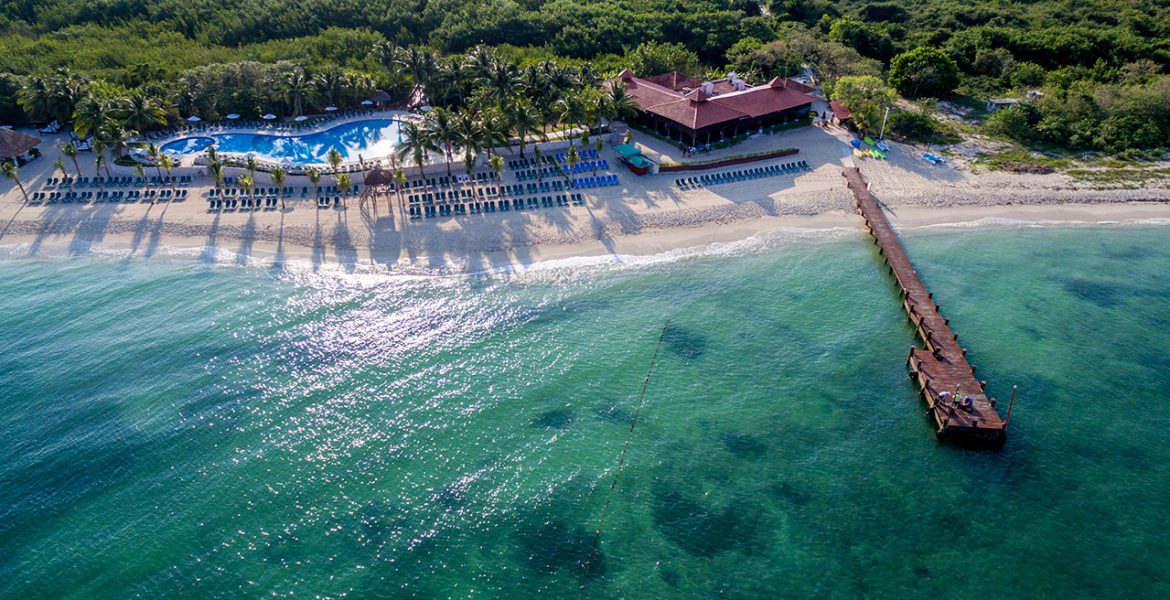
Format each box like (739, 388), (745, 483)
(618, 72), (814, 131)
(829, 100), (852, 120)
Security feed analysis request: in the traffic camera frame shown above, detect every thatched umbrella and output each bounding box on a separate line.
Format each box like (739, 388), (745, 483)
(0, 128), (42, 160)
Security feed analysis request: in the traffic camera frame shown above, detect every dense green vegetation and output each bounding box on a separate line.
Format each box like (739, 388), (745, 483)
(2, 0), (1170, 156)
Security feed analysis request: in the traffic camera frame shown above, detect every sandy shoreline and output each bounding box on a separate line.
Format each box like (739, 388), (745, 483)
(3, 125), (1170, 273)
(4, 202), (1169, 275)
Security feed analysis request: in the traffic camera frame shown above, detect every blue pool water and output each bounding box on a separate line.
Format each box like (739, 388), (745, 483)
(158, 137), (215, 155)
(160, 119), (403, 164)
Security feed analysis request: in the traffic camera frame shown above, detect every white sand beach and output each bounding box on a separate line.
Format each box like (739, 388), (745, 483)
(4, 123), (1170, 273)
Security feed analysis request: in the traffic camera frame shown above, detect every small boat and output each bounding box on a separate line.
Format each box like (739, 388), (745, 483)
(872, 149), (887, 159)
(863, 136), (876, 147)
(852, 148), (865, 158)
(921, 152), (946, 165)
(875, 140), (890, 152)
(850, 139), (862, 149)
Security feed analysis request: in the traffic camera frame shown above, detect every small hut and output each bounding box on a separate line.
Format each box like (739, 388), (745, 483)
(369, 90), (393, 108)
(828, 100), (852, 127)
(0, 128), (42, 165)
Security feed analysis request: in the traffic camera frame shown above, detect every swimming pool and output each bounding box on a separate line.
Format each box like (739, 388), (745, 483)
(160, 119), (403, 164)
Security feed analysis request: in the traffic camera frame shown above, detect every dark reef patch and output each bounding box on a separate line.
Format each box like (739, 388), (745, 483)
(721, 432), (767, 458)
(533, 407), (574, 430)
(517, 519), (606, 579)
(663, 326), (708, 359)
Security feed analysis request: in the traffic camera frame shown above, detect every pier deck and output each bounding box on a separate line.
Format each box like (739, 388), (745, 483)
(844, 168), (1007, 448)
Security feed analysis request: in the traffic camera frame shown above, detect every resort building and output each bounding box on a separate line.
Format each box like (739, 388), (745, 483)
(613, 70), (816, 147)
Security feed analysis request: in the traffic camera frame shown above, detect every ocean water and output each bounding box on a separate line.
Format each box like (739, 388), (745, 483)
(1, 225), (1169, 598)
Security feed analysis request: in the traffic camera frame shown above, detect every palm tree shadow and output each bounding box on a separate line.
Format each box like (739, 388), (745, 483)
(199, 210), (222, 264)
(268, 209), (287, 275)
(0, 202), (28, 241)
(236, 213), (256, 265)
(127, 203), (156, 256)
(312, 207), (325, 271)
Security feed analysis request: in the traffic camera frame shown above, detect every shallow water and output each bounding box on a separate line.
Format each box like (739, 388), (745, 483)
(1, 225), (1168, 598)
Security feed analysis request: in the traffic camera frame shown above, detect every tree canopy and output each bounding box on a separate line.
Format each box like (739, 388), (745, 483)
(1, 0), (1170, 153)
(887, 47), (961, 99)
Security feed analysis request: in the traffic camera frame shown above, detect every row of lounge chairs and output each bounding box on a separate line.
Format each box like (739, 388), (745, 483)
(44, 175), (192, 188)
(674, 160), (811, 190)
(29, 189), (189, 204)
(553, 149), (600, 163)
(397, 172), (498, 191)
(209, 184), (360, 199)
(207, 196), (284, 211)
(505, 149), (597, 170)
(404, 176), (614, 202)
(514, 160), (610, 181)
(407, 193), (585, 219)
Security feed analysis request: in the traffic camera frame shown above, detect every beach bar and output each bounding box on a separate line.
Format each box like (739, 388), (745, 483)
(844, 168), (1010, 448)
(612, 144), (655, 175)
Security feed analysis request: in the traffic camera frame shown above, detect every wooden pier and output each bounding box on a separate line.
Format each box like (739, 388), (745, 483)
(844, 168), (1009, 448)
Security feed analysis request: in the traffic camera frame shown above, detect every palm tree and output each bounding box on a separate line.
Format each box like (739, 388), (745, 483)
(565, 144), (578, 186)
(423, 107), (458, 176)
(520, 66), (546, 103)
(489, 154), (504, 184)
(335, 173), (351, 207)
(576, 64), (601, 89)
(54, 157), (67, 184)
(455, 111), (480, 163)
(327, 148), (342, 174)
(277, 68), (315, 116)
(239, 174), (254, 205)
(607, 83), (640, 123)
(271, 167), (287, 209)
(507, 101), (541, 158)
(343, 72), (375, 104)
(593, 137), (604, 177)
(92, 138), (110, 177)
(147, 143), (164, 186)
(554, 95), (586, 146)
(481, 61), (520, 106)
(396, 120), (435, 190)
(2, 162), (30, 205)
(369, 42), (402, 76)
(48, 69), (87, 123)
(99, 122), (134, 161)
(533, 146), (544, 181)
(307, 167), (322, 198)
(245, 156), (257, 182)
(393, 166), (407, 212)
(95, 153), (107, 182)
(72, 96), (111, 141)
(209, 160), (224, 193)
(133, 163), (146, 186)
(464, 45), (497, 81)
(17, 77), (53, 123)
(477, 108), (510, 157)
(62, 143), (80, 178)
(314, 71), (344, 109)
(206, 146), (218, 164)
(397, 47), (437, 87)
(160, 154), (174, 193)
(118, 93), (168, 132)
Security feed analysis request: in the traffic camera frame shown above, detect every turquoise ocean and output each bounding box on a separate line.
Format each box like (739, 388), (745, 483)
(2, 223), (1169, 598)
